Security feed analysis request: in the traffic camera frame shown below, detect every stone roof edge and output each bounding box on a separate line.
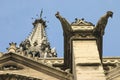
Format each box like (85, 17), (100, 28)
(103, 56), (120, 59)
(1, 53), (63, 72)
(0, 53), (73, 80)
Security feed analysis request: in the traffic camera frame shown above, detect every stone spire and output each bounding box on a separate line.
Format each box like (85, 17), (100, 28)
(18, 11), (57, 58)
(28, 17), (47, 46)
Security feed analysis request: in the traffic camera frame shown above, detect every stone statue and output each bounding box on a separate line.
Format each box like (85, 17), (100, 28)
(40, 36), (50, 51)
(18, 39), (31, 55)
(40, 40), (51, 57)
(19, 39), (31, 51)
(51, 47), (57, 57)
(94, 11), (113, 36)
(29, 41), (40, 57)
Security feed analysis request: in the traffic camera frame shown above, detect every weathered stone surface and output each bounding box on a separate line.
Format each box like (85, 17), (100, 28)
(0, 53), (72, 80)
(0, 11), (116, 80)
(72, 40), (106, 80)
(0, 61), (59, 80)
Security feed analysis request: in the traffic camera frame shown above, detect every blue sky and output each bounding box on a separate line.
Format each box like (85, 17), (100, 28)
(0, 0), (120, 57)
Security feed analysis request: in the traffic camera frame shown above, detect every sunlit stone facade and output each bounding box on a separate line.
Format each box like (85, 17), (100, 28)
(0, 11), (118, 80)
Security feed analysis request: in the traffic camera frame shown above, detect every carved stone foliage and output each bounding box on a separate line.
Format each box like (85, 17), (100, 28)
(17, 38), (57, 59)
(71, 18), (94, 26)
(33, 18), (46, 27)
(19, 39), (31, 51)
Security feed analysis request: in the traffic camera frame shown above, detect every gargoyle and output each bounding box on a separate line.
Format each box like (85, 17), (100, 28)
(55, 12), (72, 35)
(94, 11), (113, 36)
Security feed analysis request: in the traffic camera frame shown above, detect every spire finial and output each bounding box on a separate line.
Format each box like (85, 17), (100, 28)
(40, 8), (43, 19)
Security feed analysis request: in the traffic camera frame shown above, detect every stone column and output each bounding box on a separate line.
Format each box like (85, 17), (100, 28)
(70, 19), (106, 80)
(72, 39), (106, 80)
(56, 13), (106, 80)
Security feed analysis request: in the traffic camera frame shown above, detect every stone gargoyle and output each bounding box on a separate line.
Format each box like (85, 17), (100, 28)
(94, 11), (113, 36)
(55, 12), (72, 35)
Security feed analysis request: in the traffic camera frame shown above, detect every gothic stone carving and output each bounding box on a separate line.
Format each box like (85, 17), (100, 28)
(94, 11), (113, 36)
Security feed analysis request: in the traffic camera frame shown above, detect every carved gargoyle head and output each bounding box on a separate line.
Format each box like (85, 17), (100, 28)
(55, 12), (60, 19)
(107, 11), (113, 18)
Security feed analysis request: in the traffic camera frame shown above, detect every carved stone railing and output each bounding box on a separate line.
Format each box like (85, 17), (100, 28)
(103, 57), (120, 63)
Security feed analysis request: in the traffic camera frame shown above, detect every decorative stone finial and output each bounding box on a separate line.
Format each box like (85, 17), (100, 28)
(7, 42), (17, 53)
(71, 18), (94, 26)
(32, 9), (46, 27)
